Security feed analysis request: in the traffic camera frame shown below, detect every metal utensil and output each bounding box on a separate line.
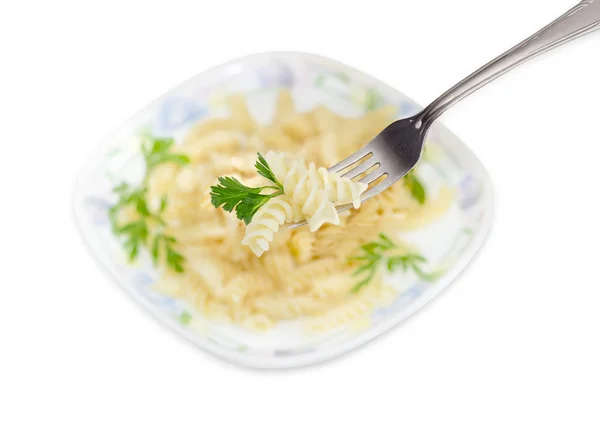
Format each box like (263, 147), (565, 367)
(291, 0), (600, 229)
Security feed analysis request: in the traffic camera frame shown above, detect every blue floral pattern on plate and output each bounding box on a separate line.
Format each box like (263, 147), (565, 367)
(154, 97), (208, 136)
(73, 52), (494, 369)
(256, 59), (296, 88)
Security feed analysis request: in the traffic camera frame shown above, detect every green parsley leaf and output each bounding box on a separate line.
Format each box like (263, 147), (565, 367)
(386, 257), (406, 272)
(314, 74), (326, 87)
(351, 268), (377, 293)
(136, 198), (150, 217)
(360, 242), (382, 255)
(377, 233), (396, 250)
(151, 235), (161, 263)
(124, 237), (140, 261)
(364, 88), (383, 112)
(159, 196), (168, 213)
(335, 72), (350, 83)
(113, 182), (130, 194)
(236, 194), (276, 225)
(255, 152), (281, 185)
(159, 153), (191, 166)
(150, 137), (174, 154)
(210, 153), (285, 224)
(149, 233), (186, 272)
(166, 245), (185, 273)
(108, 132), (188, 273)
(350, 234), (433, 292)
(404, 171), (426, 205)
(141, 136), (190, 171)
(210, 176), (264, 213)
(179, 310), (192, 325)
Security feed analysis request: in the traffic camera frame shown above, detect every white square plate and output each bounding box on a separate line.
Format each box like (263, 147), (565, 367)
(73, 52), (494, 369)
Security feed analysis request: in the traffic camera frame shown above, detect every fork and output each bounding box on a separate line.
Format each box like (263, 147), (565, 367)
(290, 0), (600, 228)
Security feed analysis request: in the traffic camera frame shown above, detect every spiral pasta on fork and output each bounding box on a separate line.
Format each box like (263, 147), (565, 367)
(266, 152), (368, 209)
(237, 152), (369, 256)
(241, 196), (303, 257)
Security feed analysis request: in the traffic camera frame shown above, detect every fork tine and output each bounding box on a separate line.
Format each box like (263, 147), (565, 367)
(288, 219), (308, 230)
(341, 159), (379, 179)
(359, 176), (397, 202)
(359, 169), (385, 185)
(327, 145), (373, 174)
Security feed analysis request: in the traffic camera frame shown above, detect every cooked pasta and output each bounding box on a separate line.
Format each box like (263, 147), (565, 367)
(266, 152), (368, 209)
(122, 89), (454, 332)
(241, 195), (303, 257)
(236, 151), (369, 254)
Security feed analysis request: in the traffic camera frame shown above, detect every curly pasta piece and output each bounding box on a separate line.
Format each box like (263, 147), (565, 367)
(241, 195), (303, 257)
(258, 155), (338, 232)
(300, 189), (339, 232)
(266, 152), (368, 209)
(305, 162), (368, 209)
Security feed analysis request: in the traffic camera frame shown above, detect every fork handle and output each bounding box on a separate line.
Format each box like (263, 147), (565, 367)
(417, 0), (600, 128)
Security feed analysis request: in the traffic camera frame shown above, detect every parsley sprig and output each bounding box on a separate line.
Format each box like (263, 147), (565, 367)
(350, 233), (434, 293)
(210, 153), (284, 224)
(140, 135), (190, 170)
(108, 134), (189, 273)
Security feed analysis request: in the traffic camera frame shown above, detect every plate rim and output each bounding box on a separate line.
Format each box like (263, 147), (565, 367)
(72, 50), (495, 369)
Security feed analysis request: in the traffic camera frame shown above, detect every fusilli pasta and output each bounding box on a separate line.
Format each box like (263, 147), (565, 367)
(126, 89), (455, 332)
(241, 195), (303, 257)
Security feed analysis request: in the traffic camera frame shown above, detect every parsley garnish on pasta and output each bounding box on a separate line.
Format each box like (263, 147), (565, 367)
(209, 153), (284, 224)
(106, 90), (455, 332)
(350, 234), (434, 292)
(108, 133), (188, 273)
(255, 152), (282, 186)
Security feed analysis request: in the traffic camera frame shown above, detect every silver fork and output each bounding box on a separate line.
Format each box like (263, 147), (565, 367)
(290, 0), (600, 228)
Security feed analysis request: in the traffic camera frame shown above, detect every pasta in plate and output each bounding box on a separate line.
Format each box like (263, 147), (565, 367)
(116, 89), (454, 332)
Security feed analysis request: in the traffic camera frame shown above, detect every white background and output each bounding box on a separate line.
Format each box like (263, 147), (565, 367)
(2, 0), (600, 427)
